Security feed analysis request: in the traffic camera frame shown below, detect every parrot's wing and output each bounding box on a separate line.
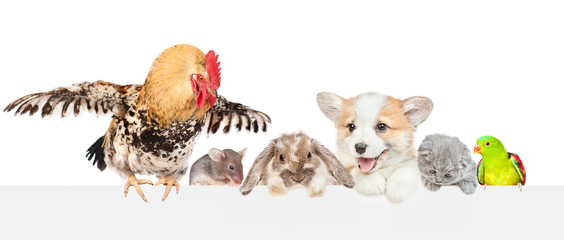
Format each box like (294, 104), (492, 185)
(477, 159), (485, 185)
(203, 95), (271, 134)
(509, 152), (526, 185)
(4, 81), (141, 117)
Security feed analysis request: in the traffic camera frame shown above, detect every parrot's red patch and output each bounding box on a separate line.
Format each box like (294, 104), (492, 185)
(191, 50), (222, 109)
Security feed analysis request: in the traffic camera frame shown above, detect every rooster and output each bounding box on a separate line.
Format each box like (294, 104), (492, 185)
(4, 44), (271, 202)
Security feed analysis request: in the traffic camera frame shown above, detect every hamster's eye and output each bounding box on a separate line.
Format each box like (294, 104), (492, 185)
(279, 155), (285, 161)
(347, 123), (356, 132)
(429, 169), (436, 174)
(307, 152), (312, 159)
(229, 165), (235, 171)
(485, 142), (490, 147)
(376, 123), (388, 133)
(445, 173), (452, 178)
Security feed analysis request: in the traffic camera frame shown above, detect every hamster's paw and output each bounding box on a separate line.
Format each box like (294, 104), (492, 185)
(268, 179), (288, 196)
(307, 178), (327, 197)
(385, 168), (419, 203)
(351, 170), (386, 196)
(458, 180), (477, 194)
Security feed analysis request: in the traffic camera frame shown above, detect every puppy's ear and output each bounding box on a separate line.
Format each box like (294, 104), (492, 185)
(402, 96), (433, 128)
(317, 92), (345, 123)
(208, 148), (226, 162)
(311, 139), (355, 188)
(239, 143), (275, 195)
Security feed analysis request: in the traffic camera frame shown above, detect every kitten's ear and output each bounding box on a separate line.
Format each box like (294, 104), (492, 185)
(457, 160), (467, 169)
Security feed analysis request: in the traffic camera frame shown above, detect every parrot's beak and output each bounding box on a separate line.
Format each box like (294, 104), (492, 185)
(473, 144), (481, 154)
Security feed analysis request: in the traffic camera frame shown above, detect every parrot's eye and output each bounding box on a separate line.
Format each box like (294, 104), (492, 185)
(229, 165), (235, 171)
(347, 123), (356, 132)
(279, 155), (285, 161)
(429, 169), (436, 174)
(485, 142), (490, 147)
(376, 123), (388, 133)
(445, 173), (452, 178)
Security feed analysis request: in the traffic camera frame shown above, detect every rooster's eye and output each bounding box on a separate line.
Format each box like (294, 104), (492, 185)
(199, 75), (203, 81)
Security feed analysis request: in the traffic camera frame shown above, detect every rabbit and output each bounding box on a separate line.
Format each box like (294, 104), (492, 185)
(239, 132), (355, 197)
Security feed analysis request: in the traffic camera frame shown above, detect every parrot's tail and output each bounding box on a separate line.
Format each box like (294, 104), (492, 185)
(86, 136), (107, 171)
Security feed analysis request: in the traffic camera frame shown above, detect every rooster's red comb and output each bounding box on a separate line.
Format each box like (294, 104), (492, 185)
(205, 50), (221, 90)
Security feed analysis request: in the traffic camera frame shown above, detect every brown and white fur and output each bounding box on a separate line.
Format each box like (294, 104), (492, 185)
(239, 132), (354, 197)
(317, 92), (433, 203)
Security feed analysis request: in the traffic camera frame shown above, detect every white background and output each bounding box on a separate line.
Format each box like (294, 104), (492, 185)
(0, 1), (563, 238)
(1, 0), (562, 185)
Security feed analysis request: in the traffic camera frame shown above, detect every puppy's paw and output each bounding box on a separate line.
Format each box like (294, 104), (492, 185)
(458, 180), (477, 195)
(268, 179), (288, 196)
(385, 168), (419, 203)
(351, 170), (387, 196)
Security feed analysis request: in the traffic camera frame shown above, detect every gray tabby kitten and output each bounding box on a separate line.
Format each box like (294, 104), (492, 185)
(417, 134), (477, 194)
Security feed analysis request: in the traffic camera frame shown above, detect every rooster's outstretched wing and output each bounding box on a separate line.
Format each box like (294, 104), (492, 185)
(4, 80), (141, 117)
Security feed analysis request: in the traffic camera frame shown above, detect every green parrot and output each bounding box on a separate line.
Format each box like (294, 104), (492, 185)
(474, 136), (526, 190)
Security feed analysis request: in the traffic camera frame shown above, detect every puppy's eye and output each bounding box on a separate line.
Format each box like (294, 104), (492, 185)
(279, 155), (285, 161)
(376, 123), (388, 133)
(445, 173), (452, 178)
(307, 152), (312, 159)
(346, 123), (356, 132)
(229, 165), (235, 171)
(429, 169), (436, 174)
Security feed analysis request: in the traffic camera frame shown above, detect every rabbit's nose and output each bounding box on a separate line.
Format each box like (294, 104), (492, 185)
(292, 173), (306, 182)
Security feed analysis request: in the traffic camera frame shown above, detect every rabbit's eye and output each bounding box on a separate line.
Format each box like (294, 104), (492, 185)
(279, 155), (285, 161)
(307, 152), (312, 158)
(229, 165), (235, 171)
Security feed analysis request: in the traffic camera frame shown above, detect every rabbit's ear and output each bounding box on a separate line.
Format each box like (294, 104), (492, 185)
(239, 143), (275, 195)
(311, 139), (355, 189)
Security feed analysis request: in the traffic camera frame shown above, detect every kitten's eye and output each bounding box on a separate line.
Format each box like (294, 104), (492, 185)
(279, 155), (285, 161)
(307, 152), (312, 158)
(347, 123), (356, 132)
(376, 123), (388, 133)
(429, 169), (436, 174)
(485, 142), (490, 147)
(229, 165), (235, 171)
(445, 173), (452, 178)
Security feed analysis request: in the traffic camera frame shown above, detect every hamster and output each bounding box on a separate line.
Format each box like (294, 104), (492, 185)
(189, 148), (246, 187)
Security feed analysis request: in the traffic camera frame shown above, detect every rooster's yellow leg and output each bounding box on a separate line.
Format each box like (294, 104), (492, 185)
(124, 174), (153, 202)
(155, 176), (180, 201)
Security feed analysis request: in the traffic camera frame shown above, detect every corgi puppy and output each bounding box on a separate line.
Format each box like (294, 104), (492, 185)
(317, 92), (433, 203)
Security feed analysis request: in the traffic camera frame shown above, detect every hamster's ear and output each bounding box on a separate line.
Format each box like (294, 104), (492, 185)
(317, 92), (345, 123)
(311, 139), (355, 188)
(240, 143), (275, 196)
(238, 148), (247, 159)
(208, 148), (226, 162)
(402, 96), (433, 128)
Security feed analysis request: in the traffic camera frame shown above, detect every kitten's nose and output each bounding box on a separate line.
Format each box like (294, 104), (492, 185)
(435, 177), (444, 183)
(355, 143), (367, 154)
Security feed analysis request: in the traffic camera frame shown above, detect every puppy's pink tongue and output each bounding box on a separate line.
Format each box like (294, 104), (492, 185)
(358, 158), (377, 172)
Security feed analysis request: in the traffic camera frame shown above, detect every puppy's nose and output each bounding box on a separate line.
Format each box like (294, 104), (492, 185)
(355, 143), (367, 154)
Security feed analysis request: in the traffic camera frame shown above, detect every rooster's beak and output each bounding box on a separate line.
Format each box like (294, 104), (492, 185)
(473, 144), (481, 154)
